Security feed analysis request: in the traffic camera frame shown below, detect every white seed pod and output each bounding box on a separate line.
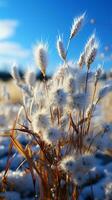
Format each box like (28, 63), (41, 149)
(43, 127), (62, 144)
(85, 43), (98, 68)
(53, 65), (68, 82)
(50, 88), (67, 107)
(95, 65), (103, 81)
(32, 111), (49, 132)
(20, 84), (33, 97)
(77, 52), (85, 68)
(56, 35), (66, 60)
(98, 84), (112, 99)
(85, 33), (95, 56)
(64, 75), (77, 94)
(60, 155), (75, 172)
(11, 65), (21, 83)
(34, 42), (48, 77)
(25, 70), (36, 87)
(70, 13), (85, 39)
(68, 92), (88, 110)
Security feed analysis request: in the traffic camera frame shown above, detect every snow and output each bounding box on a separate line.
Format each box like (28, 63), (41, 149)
(0, 191), (21, 200)
(0, 170), (37, 195)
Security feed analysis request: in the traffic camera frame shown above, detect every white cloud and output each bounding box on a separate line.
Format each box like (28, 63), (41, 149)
(97, 52), (112, 62)
(0, 41), (30, 58)
(0, 18), (32, 70)
(0, 20), (19, 40)
(0, 41), (31, 70)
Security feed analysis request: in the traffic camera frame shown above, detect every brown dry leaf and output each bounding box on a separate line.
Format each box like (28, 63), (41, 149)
(10, 136), (26, 158)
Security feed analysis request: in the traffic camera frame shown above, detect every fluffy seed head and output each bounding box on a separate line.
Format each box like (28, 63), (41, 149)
(70, 13), (85, 39)
(95, 65), (103, 81)
(43, 128), (62, 144)
(77, 52), (85, 68)
(57, 35), (66, 60)
(60, 155), (75, 172)
(85, 33), (95, 56)
(34, 42), (48, 77)
(68, 92), (88, 110)
(11, 64), (21, 83)
(64, 76), (76, 93)
(21, 84), (32, 97)
(25, 70), (36, 87)
(98, 84), (112, 99)
(32, 111), (49, 132)
(85, 43), (98, 68)
(50, 88), (67, 107)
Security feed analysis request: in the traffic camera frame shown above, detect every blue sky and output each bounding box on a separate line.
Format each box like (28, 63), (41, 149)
(0, 0), (112, 74)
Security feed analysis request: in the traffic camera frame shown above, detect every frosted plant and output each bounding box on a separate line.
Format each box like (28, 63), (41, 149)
(70, 13), (85, 39)
(105, 182), (112, 199)
(63, 75), (78, 95)
(33, 42), (48, 77)
(84, 33), (95, 56)
(49, 88), (67, 107)
(11, 64), (21, 84)
(56, 35), (66, 61)
(85, 42), (98, 69)
(95, 65), (103, 81)
(3, 13), (112, 200)
(67, 92), (88, 111)
(25, 69), (36, 88)
(98, 84), (112, 99)
(43, 127), (64, 144)
(77, 51), (85, 68)
(32, 110), (50, 132)
(60, 155), (75, 172)
(60, 154), (98, 185)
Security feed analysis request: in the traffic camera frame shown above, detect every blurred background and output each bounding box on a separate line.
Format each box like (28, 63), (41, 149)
(0, 0), (112, 75)
(0, 0), (112, 105)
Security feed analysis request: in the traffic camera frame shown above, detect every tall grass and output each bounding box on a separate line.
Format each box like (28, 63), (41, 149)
(2, 13), (112, 200)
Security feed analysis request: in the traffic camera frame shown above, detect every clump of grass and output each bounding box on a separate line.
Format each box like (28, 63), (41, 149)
(2, 13), (112, 199)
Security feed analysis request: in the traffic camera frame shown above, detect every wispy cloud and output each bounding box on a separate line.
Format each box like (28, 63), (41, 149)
(0, 41), (30, 58)
(0, 20), (19, 40)
(0, 41), (31, 70)
(0, 19), (32, 70)
(98, 52), (112, 62)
